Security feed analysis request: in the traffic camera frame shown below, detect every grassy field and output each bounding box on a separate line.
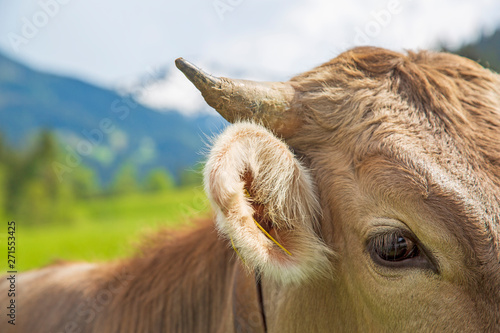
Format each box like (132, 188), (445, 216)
(1, 187), (211, 271)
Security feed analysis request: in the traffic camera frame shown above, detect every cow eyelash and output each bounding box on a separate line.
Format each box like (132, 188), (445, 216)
(370, 231), (419, 262)
(367, 230), (436, 271)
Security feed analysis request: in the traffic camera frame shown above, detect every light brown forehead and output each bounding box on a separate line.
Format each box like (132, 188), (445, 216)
(354, 141), (499, 253)
(291, 47), (500, 184)
(289, 47), (500, 261)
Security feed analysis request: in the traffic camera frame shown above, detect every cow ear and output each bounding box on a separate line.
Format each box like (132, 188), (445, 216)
(204, 122), (332, 284)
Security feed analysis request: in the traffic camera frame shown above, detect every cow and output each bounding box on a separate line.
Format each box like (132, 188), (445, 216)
(1, 46), (499, 332)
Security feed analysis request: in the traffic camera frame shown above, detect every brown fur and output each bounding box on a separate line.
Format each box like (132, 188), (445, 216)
(290, 47), (500, 258)
(283, 47), (500, 330)
(1, 221), (257, 333)
(96, 221), (238, 333)
(1, 47), (499, 332)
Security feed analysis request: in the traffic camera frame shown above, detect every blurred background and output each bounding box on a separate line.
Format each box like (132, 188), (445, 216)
(0, 0), (499, 271)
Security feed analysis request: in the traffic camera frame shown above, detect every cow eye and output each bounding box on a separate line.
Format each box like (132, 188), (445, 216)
(367, 229), (439, 272)
(369, 232), (419, 262)
(375, 233), (417, 261)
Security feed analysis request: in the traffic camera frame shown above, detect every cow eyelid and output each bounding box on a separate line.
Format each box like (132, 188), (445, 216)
(366, 228), (436, 272)
(370, 231), (418, 261)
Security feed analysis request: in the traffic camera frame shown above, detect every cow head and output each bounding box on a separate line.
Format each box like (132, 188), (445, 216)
(177, 47), (500, 331)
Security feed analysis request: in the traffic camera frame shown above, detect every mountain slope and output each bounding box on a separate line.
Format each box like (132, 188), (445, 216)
(0, 52), (226, 183)
(450, 28), (500, 72)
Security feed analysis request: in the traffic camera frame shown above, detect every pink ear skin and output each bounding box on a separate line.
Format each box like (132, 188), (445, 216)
(204, 122), (333, 284)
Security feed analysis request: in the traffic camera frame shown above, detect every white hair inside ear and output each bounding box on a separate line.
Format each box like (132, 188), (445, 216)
(204, 122), (333, 284)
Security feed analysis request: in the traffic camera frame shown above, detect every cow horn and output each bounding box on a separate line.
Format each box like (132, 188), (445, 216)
(175, 58), (300, 138)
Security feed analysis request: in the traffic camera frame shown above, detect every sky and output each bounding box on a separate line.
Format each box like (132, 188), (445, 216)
(1, 0), (500, 116)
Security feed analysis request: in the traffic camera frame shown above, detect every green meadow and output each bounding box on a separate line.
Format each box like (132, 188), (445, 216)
(1, 187), (211, 272)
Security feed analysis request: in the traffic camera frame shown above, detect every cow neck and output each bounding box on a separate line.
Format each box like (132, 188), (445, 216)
(232, 263), (267, 332)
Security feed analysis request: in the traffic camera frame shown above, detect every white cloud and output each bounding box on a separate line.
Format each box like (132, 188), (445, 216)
(1, 0), (499, 115)
(135, 65), (213, 116)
